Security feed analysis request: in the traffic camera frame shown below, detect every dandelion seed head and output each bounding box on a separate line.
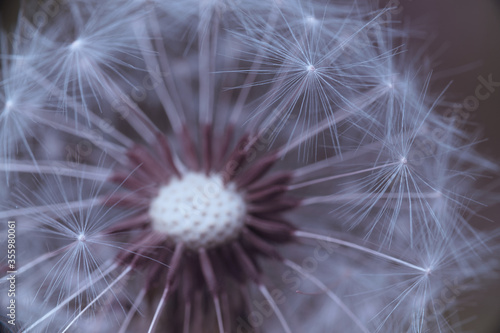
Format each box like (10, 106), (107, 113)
(69, 38), (84, 51)
(2, 99), (14, 115)
(77, 233), (87, 242)
(305, 15), (319, 26)
(149, 172), (246, 249)
(386, 78), (395, 89)
(305, 64), (316, 73)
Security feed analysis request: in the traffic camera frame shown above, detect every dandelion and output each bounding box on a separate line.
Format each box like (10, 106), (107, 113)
(1, 0), (498, 333)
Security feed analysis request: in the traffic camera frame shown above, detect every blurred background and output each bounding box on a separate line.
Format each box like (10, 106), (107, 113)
(1, 0), (499, 332)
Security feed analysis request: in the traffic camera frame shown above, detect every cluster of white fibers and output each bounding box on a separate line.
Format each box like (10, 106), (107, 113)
(0, 0), (499, 333)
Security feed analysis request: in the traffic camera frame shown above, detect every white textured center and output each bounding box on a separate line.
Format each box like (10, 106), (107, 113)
(149, 172), (246, 249)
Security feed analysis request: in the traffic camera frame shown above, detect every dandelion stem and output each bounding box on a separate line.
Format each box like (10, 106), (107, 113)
(148, 286), (170, 333)
(133, 23), (183, 133)
(148, 243), (184, 333)
(294, 230), (427, 272)
(100, 73), (161, 146)
(229, 6), (280, 124)
(0, 160), (111, 180)
(147, 10), (186, 120)
(274, 85), (387, 157)
(183, 303), (192, 333)
(31, 114), (128, 164)
(0, 244), (71, 282)
(289, 162), (401, 190)
(118, 287), (147, 333)
(213, 296), (225, 333)
(302, 191), (441, 205)
(198, 9), (217, 125)
(28, 67), (135, 148)
(199, 248), (225, 333)
(62, 265), (133, 332)
(24, 262), (120, 332)
(291, 141), (383, 179)
(283, 259), (370, 333)
(258, 284), (292, 333)
(0, 197), (102, 220)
